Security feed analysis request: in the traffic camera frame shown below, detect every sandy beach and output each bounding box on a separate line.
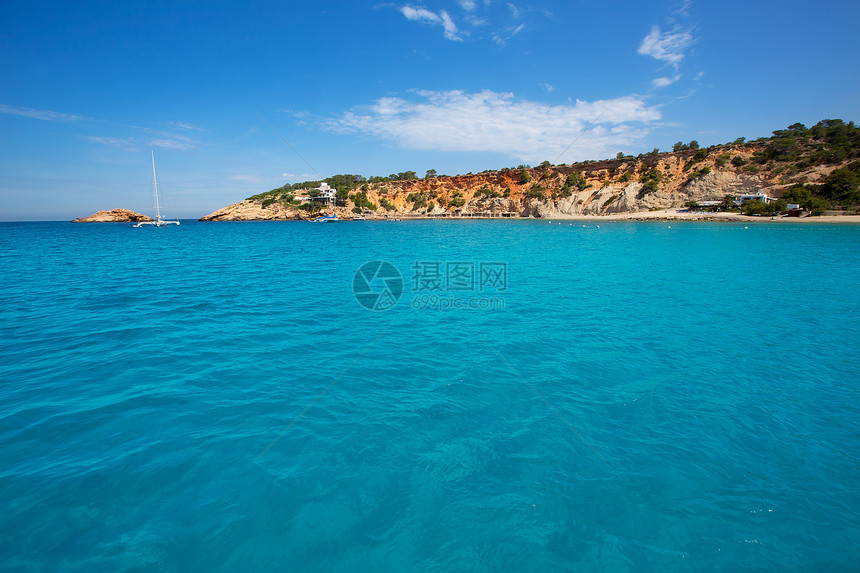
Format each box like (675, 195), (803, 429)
(544, 209), (860, 223)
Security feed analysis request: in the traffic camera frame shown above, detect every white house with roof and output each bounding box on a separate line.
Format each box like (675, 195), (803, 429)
(297, 182), (337, 205)
(312, 182), (336, 205)
(735, 193), (777, 205)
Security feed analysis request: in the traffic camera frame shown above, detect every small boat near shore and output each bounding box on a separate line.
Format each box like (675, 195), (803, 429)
(310, 213), (339, 223)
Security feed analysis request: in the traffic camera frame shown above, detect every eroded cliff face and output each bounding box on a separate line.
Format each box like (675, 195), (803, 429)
(199, 144), (842, 221)
(533, 171), (766, 218)
(72, 209), (153, 223)
(200, 200), (313, 221)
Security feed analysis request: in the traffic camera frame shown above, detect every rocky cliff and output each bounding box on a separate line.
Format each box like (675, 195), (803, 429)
(200, 124), (858, 221)
(72, 209), (153, 223)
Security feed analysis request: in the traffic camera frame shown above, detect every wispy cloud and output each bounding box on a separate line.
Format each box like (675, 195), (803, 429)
(670, 0), (693, 20)
(0, 103), (84, 122)
(492, 22), (526, 45)
(638, 26), (694, 67)
(400, 5), (461, 40)
(330, 90), (660, 163)
(148, 138), (195, 150)
(638, 1), (697, 90)
(281, 172), (316, 181)
(85, 136), (139, 151)
(400, 5), (438, 22)
(138, 126), (200, 150)
(652, 75), (681, 88)
(85, 125), (200, 151)
(1, 102), (202, 152)
(395, 1), (541, 44)
(165, 121), (204, 132)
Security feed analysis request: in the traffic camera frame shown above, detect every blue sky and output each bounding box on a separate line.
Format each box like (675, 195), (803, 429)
(1, 0), (858, 220)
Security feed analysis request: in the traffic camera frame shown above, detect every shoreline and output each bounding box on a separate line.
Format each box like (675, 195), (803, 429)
(195, 211), (860, 224)
(350, 210), (860, 223)
(537, 210), (860, 223)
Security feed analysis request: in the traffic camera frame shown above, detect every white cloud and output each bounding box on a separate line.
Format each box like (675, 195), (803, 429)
(638, 26), (694, 67)
(0, 103), (83, 122)
(0, 104), (203, 153)
(85, 136), (139, 151)
(399, 5), (462, 40)
(330, 90), (660, 163)
(165, 121), (204, 131)
(492, 22), (526, 45)
(464, 14), (487, 26)
(286, 173), (317, 181)
(652, 75), (681, 88)
(140, 126), (199, 150)
(541, 82), (555, 93)
(400, 5), (439, 23)
(439, 10), (459, 40)
(395, 2), (548, 44)
(671, 0), (693, 20)
(149, 138), (195, 150)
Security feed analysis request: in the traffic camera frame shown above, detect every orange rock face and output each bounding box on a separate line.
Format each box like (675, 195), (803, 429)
(72, 209), (154, 223)
(198, 141), (853, 221)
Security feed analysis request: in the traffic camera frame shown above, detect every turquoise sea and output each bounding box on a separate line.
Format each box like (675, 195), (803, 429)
(1, 219), (858, 572)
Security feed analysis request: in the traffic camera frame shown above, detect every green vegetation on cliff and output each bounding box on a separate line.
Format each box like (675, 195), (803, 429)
(752, 120), (860, 210)
(249, 173), (367, 207)
(638, 168), (663, 195)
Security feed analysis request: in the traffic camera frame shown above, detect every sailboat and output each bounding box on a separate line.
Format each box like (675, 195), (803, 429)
(134, 151), (180, 227)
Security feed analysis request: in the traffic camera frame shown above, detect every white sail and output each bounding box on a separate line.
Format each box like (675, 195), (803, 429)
(134, 151), (180, 227)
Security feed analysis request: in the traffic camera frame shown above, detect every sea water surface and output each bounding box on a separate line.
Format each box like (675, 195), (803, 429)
(0, 219), (858, 572)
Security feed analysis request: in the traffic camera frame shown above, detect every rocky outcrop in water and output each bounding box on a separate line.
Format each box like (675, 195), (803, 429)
(72, 209), (153, 223)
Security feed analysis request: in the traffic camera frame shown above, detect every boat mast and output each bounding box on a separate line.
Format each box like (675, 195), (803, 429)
(151, 150), (162, 222)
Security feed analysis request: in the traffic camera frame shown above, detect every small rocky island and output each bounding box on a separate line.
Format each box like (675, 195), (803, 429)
(72, 209), (153, 223)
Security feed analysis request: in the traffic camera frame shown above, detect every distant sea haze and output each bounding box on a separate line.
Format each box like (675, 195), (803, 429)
(0, 220), (858, 571)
